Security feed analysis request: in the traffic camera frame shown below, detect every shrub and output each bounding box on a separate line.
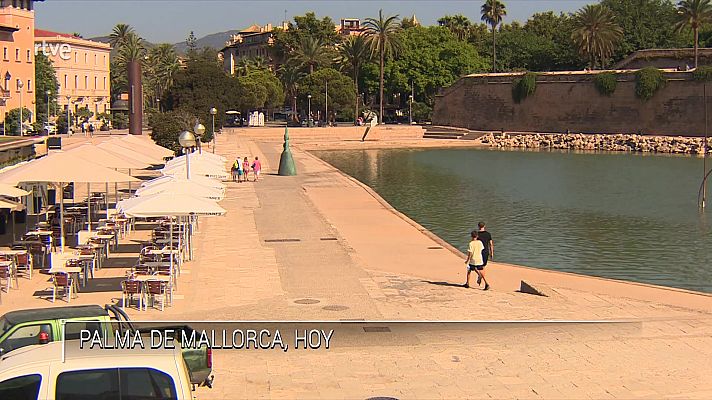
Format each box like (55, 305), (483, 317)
(594, 72), (618, 96)
(635, 67), (666, 101)
(693, 66), (712, 81)
(512, 72), (537, 103)
(149, 111), (195, 154)
(112, 113), (129, 129)
(412, 102), (433, 122)
(4, 108), (32, 135)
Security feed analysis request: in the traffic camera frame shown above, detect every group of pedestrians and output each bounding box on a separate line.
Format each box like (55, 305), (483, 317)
(231, 156), (262, 183)
(464, 222), (494, 291)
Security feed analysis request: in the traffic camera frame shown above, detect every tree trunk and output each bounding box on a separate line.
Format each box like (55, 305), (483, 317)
(492, 25), (497, 73)
(379, 45), (384, 124)
(310, 64), (314, 74)
(695, 27), (700, 69)
(292, 94), (298, 122)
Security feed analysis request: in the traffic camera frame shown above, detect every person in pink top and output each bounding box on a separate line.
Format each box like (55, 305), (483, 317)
(252, 156), (262, 181)
(242, 157), (250, 182)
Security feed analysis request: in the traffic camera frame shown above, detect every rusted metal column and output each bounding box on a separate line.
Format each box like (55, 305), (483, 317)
(128, 61), (143, 135)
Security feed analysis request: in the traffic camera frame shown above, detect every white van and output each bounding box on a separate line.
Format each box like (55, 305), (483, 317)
(0, 341), (195, 399)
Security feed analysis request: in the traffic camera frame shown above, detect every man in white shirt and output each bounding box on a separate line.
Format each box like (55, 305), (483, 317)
(464, 230), (490, 290)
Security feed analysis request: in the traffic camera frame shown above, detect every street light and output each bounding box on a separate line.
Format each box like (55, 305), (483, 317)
(178, 130), (196, 180)
(194, 122), (205, 154)
(17, 80), (23, 136)
(409, 94), (413, 125)
(66, 95), (72, 135)
(307, 94), (312, 127)
(156, 98), (161, 113)
(46, 90), (51, 126)
(210, 107), (217, 154)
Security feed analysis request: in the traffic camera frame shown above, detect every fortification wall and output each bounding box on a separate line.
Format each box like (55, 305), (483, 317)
(433, 71), (708, 137)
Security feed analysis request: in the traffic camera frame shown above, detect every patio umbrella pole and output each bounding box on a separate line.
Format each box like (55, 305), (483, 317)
(59, 183), (65, 252)
(106, 182), (110, 220)
(87, 183), (92, 231)
(128, 169), (132, 196)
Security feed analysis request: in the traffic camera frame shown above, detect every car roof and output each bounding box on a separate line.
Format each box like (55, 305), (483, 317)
(2, 305), (107, 326)
(0, 342), (182, 372)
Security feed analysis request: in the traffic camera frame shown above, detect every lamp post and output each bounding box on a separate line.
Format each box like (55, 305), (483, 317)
(325, 80), (328, 127)
(210, 107), (217, 154)
(46, 90), (51, 125)
(178, 130), (196, 180)
(194, 122), (205, 154)
(66, 95), (71, 135)
(156, 98), (161, 113)
(17, 80), (23, 136)
(307, 94), (312, 127)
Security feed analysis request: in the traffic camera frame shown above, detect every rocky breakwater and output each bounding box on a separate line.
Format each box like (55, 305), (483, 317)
(478, 133), (711, 155)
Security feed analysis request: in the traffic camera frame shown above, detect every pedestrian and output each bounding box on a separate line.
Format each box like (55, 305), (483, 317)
(89, 123), (95, 137)
(476, 221), (494, 287)
(81, 121), (87, 135)
(231, 158), (239, 182)
(236, 157), (244, 183)
(252, 156), (261, 181)
(464, 230), (490, 290)
(242, 157), (250, 182)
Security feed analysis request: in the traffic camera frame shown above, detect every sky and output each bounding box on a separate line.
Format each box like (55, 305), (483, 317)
(35, 0), (594, 44)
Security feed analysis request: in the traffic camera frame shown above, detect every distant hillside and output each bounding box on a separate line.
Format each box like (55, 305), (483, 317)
(89, 30), (235, 56)
(173, 30), (242, 53)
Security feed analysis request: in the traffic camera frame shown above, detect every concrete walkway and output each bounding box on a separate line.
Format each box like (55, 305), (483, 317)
(0, 129), (710, 399)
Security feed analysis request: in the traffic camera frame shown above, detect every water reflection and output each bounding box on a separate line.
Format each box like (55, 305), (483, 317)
(316, 148), (712, 293)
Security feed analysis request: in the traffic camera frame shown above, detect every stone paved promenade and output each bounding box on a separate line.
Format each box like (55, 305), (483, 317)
(0, 128), (711, 399)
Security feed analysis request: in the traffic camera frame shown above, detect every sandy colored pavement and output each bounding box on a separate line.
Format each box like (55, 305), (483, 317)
(0, 128), (710, 399)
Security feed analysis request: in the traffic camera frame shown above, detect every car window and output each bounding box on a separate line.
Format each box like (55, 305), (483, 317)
(0, 374), (42, 400)
(0, 324), (52, 353)
(0, 316), (11, 337)
(63, 321), (103, 341)
(56, 368), (119, 400)
(120, 368), (177, 400)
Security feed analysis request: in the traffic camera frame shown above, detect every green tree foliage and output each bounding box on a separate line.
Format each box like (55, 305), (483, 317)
(145, 44), (180, 108)
(272, 12), (340, 64)
(481, 0), (507, 72)
(298, 68), (356, 120)
(571, 4), (624, 69)
(674, 0), (712, 68)
(602, 0), (688, 63)
(34, 52), (59, 124)
(512, 72), (537, 103)
(235, 77), (267, 113)
(149, 110), (195, 154)
(163, 55), (239, 138)
(293, 36), (332, 73)
(334, 35), (372, 122)
(385, 26), (488, 107)
(55, 112), (74, 135)
(438, 14), (472, 40)
(635, 67), (667, 100)
(693, 65), (712, 80)
(5, 108), (31, 135)
(240, 70), (285, 109)
(76, 106), (93, 123)
(594, 72), (618, 95)
(412, 101), (432, 122)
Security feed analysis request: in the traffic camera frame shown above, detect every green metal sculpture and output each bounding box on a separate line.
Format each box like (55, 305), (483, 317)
(278, 126), (297, 176)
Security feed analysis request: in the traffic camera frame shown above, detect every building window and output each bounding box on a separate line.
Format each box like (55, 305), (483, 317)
(94, 54), (97, 65)
(84, 75), (88, 89)
(28, 0), (32, 11)
(103, 77), (106, 90)
(15, 49), (19, 61)
(26, 49), (30, 62)
(3, 48), (7, 60)
(103, 55), (106, 65)
(12, 0), (16, 8)
(104, 104), (107, 113)
(74, 75), (78, 89)
(74, 52), (77, 63)
(84, 53), (87, 64)
(94, 76), (97, 89)
(27, 79), (30, 91)
(63, 75), (67, 88)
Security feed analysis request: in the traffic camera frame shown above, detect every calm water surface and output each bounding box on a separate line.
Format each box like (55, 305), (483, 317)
(316, 148), (712, 293)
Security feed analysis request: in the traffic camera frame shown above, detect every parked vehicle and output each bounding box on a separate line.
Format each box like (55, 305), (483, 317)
(0, 305), (212, 388)
(0, 341), (195, 399)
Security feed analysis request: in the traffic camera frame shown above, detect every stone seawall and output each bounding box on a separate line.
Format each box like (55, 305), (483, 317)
(433, 70), (709, 137)
(478, 132), (710, 154)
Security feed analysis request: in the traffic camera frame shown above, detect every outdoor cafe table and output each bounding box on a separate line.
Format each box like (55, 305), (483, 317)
(91, 235), (115, 256)
(47, 265), (82, 293)
(78, 244), (104, 269)
(132, 274), (173, 307)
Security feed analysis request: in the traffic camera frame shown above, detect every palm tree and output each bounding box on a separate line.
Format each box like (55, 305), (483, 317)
(116, 32), (146, 65)
(294, 36), (330, 74)
(571, 4), (623, 69)
(235, 58), (252, 77)
(147, 44), (179, 104)
(481, 0), (507, 72)
(335, 35), (371, 123)
(438, 14), (472, 41)
(279, 63), (305, 122)
(109, 23), (135, 48)
(674, 0), (712, 68)
(364, 9), (402, 124)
